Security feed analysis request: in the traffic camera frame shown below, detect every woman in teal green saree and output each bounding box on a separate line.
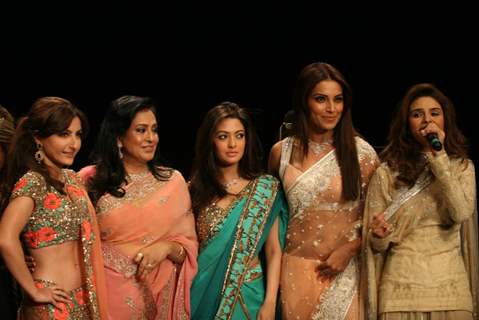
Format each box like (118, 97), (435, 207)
(189, 102), (288, 320)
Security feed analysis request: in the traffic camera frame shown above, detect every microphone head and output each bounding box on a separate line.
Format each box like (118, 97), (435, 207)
(283, 110), (295, 122)
(426, 133), (442, 151)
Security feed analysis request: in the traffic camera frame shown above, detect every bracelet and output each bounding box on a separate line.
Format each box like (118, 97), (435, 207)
(176, 243), (184, 258)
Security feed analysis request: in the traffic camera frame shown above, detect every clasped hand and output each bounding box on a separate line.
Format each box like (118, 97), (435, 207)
(316, 245), (353, 278)
(134, 240), (173, 280)
(370, 212), (393, 238)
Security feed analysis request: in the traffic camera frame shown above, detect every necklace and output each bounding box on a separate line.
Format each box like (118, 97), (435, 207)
(126, 170), (150, 183)
(308, 139), (333, 156)
(222, 177), (241, 189)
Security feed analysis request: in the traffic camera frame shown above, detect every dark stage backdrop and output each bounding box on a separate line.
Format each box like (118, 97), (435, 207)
(0, 1), (475, 179)
(0, 3), (476, 318)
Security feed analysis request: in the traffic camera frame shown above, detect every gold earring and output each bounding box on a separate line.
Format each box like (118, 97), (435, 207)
(117, 142), (123, 159)
(35, 143), (44, 164)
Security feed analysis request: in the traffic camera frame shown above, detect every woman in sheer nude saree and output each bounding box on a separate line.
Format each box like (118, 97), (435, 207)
(269, 62), (379, 319)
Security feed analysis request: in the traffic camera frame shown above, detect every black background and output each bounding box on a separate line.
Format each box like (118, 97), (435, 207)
(0, 0), (475, 177)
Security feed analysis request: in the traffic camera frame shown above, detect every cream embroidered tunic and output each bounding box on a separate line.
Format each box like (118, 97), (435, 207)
(367, 152), (476, 313)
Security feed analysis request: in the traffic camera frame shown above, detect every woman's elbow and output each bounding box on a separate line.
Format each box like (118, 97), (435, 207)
(265, 243), (282, 261)
(0, 232), (18, 256)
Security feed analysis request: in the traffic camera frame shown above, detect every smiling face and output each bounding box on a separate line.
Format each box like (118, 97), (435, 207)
(119, 109), (159, 166)
(408, 96), (445, 147)
(213, 117), (246, 167)
(307, 80), (344, 134)
(36, 116), (83, 169)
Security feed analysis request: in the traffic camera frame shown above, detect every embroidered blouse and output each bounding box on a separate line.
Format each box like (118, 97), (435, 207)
(11, 170), (90, 249)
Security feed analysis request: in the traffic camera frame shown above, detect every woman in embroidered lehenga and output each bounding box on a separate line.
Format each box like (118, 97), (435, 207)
(79, 96), (198, 319)
(364, 83), (479, 320)
(269, 62), (379, 320)
(0, 97), (108, 319)
(189, 102), (289, 320)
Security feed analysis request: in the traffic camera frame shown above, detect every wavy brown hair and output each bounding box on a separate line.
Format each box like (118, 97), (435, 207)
(189, 102), (263, 215)
(1, 97), (88, 211)
(0, 105), (15, 165)
(293, 62), (361, 201)
(381, 83), (468, 188)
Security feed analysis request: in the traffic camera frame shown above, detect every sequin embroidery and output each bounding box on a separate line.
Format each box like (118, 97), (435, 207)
(11, 170), (90, 249)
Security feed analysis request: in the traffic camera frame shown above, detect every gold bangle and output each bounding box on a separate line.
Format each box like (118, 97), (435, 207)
(176, 243), (184, 258)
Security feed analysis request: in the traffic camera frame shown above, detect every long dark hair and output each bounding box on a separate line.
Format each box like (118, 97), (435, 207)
(1, 97), (88, 210)
(293, 62), (361, 201)
(189, 102), (263, 214)
(0, 105), (15, 161)
(381, 83), (468, 188)
(87, 95), (172, 204)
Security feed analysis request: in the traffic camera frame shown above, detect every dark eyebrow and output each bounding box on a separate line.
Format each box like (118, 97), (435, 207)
(215, 129), (244, 134)
(409, 107), (424, 112)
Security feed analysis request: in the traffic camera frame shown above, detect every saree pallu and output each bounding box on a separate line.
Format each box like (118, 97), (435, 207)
(278, 137), (379, 320)
(80, 166), (198, 320)
(191, 175), (288, 320)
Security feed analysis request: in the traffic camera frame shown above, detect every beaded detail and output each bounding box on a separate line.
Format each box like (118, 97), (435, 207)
(11, 170), (90, 249)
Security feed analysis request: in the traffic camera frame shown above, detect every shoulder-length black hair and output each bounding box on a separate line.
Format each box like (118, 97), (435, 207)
(1, 97), (88, 210)
(293, 62), (361, 201)
(87, 95), (172, 204)
(381, 83), (468, 188)
(189, 101), (263, 214)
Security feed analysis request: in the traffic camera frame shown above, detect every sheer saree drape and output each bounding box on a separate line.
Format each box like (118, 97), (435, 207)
(279, 137), (379, 320)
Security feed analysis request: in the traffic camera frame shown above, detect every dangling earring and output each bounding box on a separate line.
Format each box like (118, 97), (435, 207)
(117, 141), (124, 159)
(35, 143), (44, 164)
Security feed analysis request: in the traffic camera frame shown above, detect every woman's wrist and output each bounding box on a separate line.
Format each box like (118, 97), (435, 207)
(26, 285), (40, 299)
(167, 241), (185, 261)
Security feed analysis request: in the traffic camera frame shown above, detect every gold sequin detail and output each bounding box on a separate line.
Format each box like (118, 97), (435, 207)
(96, 171), (168, 216)
(196, 181), (253, 248)
(11, 170), (90, 249)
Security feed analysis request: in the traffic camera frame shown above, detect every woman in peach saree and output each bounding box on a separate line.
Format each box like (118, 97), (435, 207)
(269, 62), (379, 319)
(81, 96), (198, 319)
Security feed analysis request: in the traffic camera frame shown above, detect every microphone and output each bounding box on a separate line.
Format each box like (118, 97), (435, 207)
(426, 133), (442, 151)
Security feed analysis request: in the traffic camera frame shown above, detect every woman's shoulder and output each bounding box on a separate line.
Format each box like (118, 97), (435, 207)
(449, 156), (475, 173)
(10, 170), (47, 198)
(355, 136), (379, 157)
(371, 162), (396, 182)
(156, 166), (187, 184)
(256, 174), (281, 186)
(270, 137), (296, 153)
(16, 170), (45, 185)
